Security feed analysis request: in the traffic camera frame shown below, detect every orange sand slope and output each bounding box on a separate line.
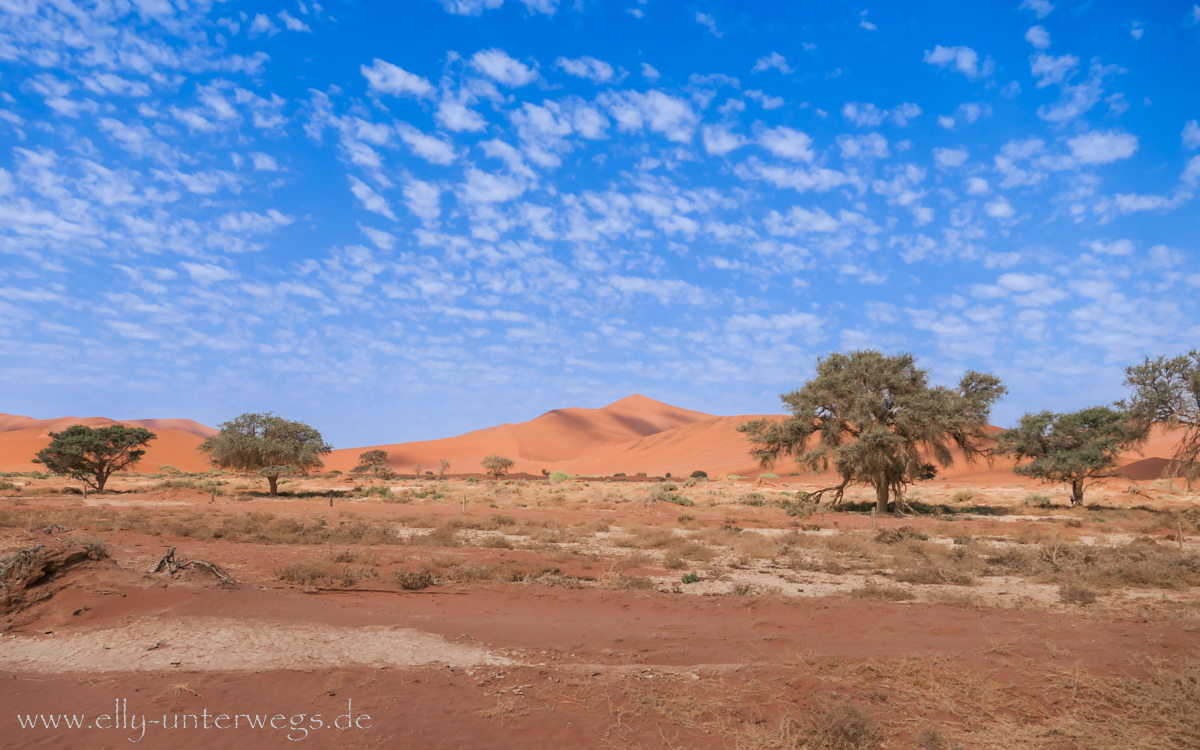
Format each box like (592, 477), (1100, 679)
(0, 399), (1188, 483)
(323, 394), (715, 474)
(0, 414), (215, 473)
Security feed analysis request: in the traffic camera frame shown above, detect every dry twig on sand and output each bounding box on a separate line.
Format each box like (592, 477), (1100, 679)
(152, 546), (236, 586)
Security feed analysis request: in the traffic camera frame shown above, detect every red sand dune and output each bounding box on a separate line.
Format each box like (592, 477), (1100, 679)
(323, 394), (714, 473)
(0, 414), (214, 473)
(0, 401), (1188, 484)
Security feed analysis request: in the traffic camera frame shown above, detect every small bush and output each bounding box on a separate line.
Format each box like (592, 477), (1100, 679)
(681, 572), (700, 584)
(1024, 492), (1053, 508)
(79, 536), (110, 559)
(952, 536), (973, 545)
(548, 471), (572, 483)
(758, 473), (779, 479)
(1059, 583), (1098, 605)
(354, 485), (394, 499)
(799, 695), (882, 750)
(609, 574), (653, 590)
(0, 480), (15, 490)
(730, 582), (755, 596)
(741, 492), (766, 506)
(951, 490), (974, 503)
(690, 470), (707, 478)
(394, 568), (434, 590)
(849, 583), (912, 601)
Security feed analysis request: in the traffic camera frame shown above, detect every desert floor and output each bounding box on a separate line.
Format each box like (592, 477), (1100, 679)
(2, 471), (1198, 749)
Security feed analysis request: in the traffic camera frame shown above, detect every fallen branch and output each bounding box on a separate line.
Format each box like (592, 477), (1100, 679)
(152, 547), (236, 586)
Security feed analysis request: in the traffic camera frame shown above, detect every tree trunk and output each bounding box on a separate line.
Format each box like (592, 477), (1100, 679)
(1071, 479), (1084, 507)
(267, 474), (279, 497)
(875, 480), (890, 514)
(95, 473), (107, 493)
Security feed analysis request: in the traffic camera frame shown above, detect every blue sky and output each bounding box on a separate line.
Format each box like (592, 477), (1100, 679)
(1, 0), (1198, 448)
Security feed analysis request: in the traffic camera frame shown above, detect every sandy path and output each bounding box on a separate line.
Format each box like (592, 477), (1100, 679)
(0, 617), (512, 673)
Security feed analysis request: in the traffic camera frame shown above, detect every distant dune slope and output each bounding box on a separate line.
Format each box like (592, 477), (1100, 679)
(323, 395), (714, 473)
(0, 414), (213, 473)
(0, 405), (1187, 484)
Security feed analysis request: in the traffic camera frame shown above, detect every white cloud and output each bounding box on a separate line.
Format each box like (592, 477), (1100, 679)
(471, 49), (537, 87)
(702, 125), (749, 156)
(598, 90), (698, 143)
(1183, 120), (1200, 150)
(764, 206), (841, 235)
(348, 176), (397, 220)
(985, 197), (1016, 218)
(277, 10), (311, 32)
(250, 152), (279, 171)
(182, 262), (238, 284)
(1067, 130), (1138, 164)
(842, 101), (921, 127)
(859, 10), (877, 30)
(966, 176), (990, 195)
(842, 102), (885, 127)
(1030, 53), (1078, 88)
(555, 56), (615, 83)
(217, 209), (294, 233)
(758, 126), (814, 161)
(396, 123), (457, 165)
(1087, 238), (1135, 256)
(695, 12), (722, 37)
(440, 0), (557, 15)
(403, 178), (442, 221)
(360, 225), (396, 250)
(1025, 25), (1051, 49)
(361, 58), (433, 97)
(890, 102), (922, 126)
(1037, 63), (1109, 122)
(249, 13), (278, 36)
(838, 133), (889, 160)
(752, 52), (791, 74)
(641, 63), (660, 82)
(933, 147), (969, 168)
(436, 99), (488, 132)
(1019, 0), (1054, 18)
(461, 168), (525, 204)
(924, 45), (994, 78)
(744, 90), (784, 110)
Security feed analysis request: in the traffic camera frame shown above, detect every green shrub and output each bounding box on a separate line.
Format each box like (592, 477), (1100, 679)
(1024, 492), (1053, 508)
(548, 471), (572, 483)
(758, 472), (779, 479)
(681, 572), (700, 584)
(464, 477), (480, 485)
(690, 470), (707, 478)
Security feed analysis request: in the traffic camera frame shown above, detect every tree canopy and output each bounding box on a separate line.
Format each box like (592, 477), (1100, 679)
(33, 423), (156, 492)
(997, 406), (1148, 505)
(738, 350), (1006, 512)
(199, 412), (332, 496)
(1122, 350), (1200, 486)
(352, 449), (394, 479)
(480, 454), (514, 479)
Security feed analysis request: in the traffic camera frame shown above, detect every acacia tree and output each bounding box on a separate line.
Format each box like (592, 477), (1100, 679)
(199, 413), (332, 496)
(34, 424), (156, 492)
(998, 407), (1148, 506)
(738, 351), (1006, 512)
(352, 449), (395, 479)
(480, 454), (514, 480)
(1122, 350), (1200, 486)
(438, 458), (451, 478)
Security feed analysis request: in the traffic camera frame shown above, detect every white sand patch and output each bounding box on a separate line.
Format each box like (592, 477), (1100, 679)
(0, 617), (513, 673)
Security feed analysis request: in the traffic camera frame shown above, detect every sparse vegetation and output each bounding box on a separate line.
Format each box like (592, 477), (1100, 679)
(999, 406), (1148, 505)
(739, 350), (1006, 512)
(199, 413), (332, 496)
(33, 424), (157, 492)
(481, 454), (515, 479)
